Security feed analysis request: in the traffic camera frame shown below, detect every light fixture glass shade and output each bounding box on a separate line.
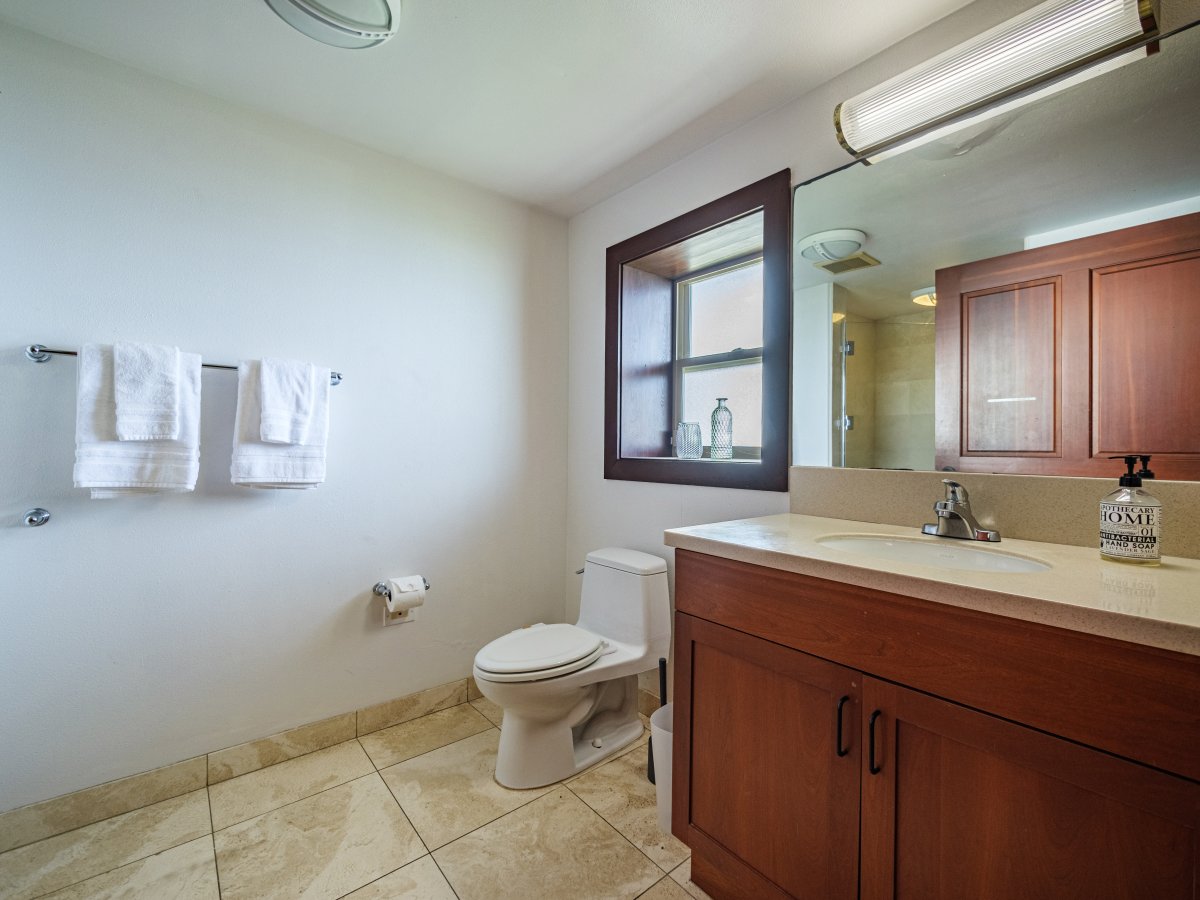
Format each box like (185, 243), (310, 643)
(265, 0), (397, 49)
(911, 287), (937, 307)
(798, 229), (866, 262)
(835, 0), (1154, 158)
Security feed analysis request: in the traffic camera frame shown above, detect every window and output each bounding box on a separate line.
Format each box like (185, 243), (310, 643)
(676, 257), (764, 458)
(604, 170), (790, 491)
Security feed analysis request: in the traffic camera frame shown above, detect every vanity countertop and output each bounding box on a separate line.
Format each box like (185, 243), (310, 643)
(664, 513), (1200, 657)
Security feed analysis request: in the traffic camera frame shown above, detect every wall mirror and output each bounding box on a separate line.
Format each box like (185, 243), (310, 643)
(792, 22), (1200, 480)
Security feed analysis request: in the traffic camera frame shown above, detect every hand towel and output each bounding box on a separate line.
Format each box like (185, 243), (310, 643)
(113, 341), (181, 441)
(74, 344), (201, 498)
(231, 360), (330, 488)
(259, 358), (315, 444)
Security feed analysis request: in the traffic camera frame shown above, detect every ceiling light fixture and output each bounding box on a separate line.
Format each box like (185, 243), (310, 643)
(798, 229), (866, 262)
(798, 229), (880, 274)
(911, 287), (937, 307)
(264, 0), (398, 49)
(834, 0), (1156, 161)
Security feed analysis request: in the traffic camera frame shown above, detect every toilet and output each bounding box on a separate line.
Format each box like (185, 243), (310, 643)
(472, 547), (670, 789)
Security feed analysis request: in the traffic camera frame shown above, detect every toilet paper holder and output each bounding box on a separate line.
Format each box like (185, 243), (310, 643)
(373, 578), (431, 600)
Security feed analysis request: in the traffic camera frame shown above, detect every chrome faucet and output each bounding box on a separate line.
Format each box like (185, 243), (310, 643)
(922, 479), (1000, 542)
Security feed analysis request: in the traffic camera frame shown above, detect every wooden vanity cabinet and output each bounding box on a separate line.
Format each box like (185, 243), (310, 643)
(671, 550), (1200, 900)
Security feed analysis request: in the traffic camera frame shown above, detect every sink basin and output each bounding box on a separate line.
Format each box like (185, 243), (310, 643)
(817, 534), (1051, 574)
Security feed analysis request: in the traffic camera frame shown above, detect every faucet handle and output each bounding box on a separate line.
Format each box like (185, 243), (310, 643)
(942, 479), (969, 505)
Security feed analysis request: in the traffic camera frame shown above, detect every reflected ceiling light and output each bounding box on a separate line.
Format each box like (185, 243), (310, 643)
(264, 0), (398, 49)
(911, 287), (937, 307)
(835, 0), (1156, 160)
(832, 312), (847, 323)
(798, 228), (880, 273)
(798, 229), (866, 262)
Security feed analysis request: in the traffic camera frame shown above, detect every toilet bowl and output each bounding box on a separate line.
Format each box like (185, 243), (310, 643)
(472, 548), (670, 789)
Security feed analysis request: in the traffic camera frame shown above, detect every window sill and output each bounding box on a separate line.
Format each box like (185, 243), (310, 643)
(604, 456), (786, 491)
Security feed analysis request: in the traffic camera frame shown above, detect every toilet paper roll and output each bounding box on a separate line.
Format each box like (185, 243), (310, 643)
(385, 576), (426, 614)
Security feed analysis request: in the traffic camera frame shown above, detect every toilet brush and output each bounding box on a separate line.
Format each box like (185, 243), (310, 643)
(647, 657), (666, 784)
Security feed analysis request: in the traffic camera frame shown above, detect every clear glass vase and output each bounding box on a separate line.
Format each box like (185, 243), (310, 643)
(675, 422), (702, 459)
(710, 398), (733, 459)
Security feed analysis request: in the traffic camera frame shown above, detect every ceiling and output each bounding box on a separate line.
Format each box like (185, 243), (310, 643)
(0, 0), (974, 217)
(792, 22), (1200, 320)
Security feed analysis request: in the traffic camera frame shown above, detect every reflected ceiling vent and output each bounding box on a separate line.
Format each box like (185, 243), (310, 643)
(798, 229), (880, 274)
(264, 0), (398, 49)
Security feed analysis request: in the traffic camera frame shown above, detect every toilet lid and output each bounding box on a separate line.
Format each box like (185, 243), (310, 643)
(475, 624), (604, 678)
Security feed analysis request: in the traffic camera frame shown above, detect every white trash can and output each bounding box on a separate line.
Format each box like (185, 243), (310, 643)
(650, 703), (673, 834)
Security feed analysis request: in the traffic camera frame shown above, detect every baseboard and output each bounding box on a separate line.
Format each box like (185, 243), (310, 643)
(0, 676), (470, 854)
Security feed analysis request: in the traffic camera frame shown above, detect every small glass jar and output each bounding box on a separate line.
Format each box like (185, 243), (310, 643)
(711, 398), (733, 459)
(675, 422), (702, 459)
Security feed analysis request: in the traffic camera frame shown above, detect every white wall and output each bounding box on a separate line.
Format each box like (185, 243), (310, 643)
(0, 26), (568, 811)
(563, 0), (1044, 621)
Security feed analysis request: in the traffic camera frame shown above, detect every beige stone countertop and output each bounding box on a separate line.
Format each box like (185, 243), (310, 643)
(664, 513), (1200, 657)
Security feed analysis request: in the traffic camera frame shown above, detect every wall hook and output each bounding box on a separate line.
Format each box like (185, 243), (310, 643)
(23, 508), (51, 527)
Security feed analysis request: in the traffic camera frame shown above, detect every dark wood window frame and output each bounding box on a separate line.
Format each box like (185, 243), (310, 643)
(604, 170), (791, 491)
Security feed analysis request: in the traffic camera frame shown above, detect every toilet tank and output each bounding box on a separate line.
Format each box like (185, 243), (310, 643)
(576, 548), (670, 651)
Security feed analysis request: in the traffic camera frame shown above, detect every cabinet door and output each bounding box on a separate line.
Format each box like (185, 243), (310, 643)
(935, 211), (1200, 478)
(674, 613), (860, 900)
(860, 677), (1200, 900)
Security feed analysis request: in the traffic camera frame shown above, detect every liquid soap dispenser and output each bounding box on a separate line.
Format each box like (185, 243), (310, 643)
(1100, 455), (1162, 566)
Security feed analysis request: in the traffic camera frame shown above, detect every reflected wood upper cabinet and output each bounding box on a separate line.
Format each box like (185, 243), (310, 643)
(935, 212), (1200, 478)
(672, 550), (1200, 900)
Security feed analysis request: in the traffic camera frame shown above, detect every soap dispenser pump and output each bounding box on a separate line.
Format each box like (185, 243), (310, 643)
(1100, 455), (1162, 566)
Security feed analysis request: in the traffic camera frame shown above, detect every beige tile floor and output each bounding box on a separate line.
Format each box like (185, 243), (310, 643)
(0, 697), (712, 900)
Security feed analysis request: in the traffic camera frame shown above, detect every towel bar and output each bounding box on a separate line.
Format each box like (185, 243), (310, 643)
(26, 345), (343, 385)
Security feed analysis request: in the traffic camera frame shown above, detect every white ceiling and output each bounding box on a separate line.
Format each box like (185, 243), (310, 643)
(0, 0), (974, 217)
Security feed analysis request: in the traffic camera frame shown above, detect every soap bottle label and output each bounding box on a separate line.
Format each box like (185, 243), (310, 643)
(1099, 503), (1161, 560)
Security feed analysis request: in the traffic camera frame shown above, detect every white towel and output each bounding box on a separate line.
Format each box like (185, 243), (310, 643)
(74, 344), (201, 498)
(259, 358), (315, 444)
(113, 341), (181, 441)
(232, 360), (329, 488)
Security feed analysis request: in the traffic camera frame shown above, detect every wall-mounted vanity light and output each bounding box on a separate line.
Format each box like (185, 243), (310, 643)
(264, 0), (398, 49)
(835, 0), (1157, 161)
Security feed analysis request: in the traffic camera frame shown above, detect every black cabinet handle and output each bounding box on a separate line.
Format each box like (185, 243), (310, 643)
(836, 696), (850, 757)
(868, 709), (882, 774)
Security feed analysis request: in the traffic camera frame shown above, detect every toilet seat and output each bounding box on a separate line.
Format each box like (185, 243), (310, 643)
(475, 624), (605, 683)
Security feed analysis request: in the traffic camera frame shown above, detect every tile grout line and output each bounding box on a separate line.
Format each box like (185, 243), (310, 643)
(561, 780), (679, 877)
(559, 784), (674, 885)
(426, 851), (463, 900)
(209, 749), (377, 831)
(633, 874), (675, 900)
(212, 770), (381, 835)
(205, 784), (224, 899)
(19, 831), (212, 900)
(376, 771), (430, 858)
(369, 722), (499, 774)
(371, 764), (471, 900)
(418, 780), (556, 854)
(211, 706), (493, 831)
(209, 829), (225, 900)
